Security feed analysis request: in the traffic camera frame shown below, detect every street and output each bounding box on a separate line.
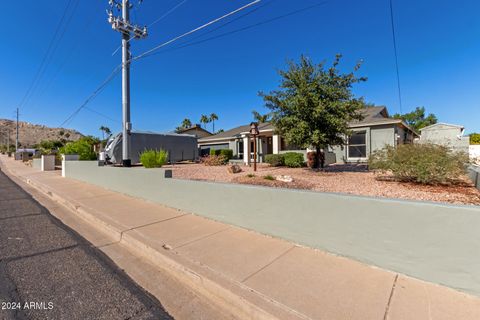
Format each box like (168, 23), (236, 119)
(0, 170), (172, 320)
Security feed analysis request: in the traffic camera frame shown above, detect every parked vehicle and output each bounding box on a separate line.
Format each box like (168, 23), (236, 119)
(105, 131), (198, 165)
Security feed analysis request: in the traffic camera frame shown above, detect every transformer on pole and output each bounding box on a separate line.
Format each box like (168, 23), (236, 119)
(107, 0), (147, 167)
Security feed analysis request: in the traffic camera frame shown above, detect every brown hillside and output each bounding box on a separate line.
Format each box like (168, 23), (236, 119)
(0, 119), (83, 147)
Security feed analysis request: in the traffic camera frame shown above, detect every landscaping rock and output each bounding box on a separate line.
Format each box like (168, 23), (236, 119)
(228, 164), (242, 174)
(276, 175), (294, 183)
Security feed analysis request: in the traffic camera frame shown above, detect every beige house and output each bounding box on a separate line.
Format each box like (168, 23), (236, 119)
(176, 125), (213, 139)
(198, 106), (418, 165)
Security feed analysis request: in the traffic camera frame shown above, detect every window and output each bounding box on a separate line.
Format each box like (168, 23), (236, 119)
(348, 131), (367, 158)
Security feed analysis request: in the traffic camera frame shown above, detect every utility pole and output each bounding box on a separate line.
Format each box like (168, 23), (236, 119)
(107, 0), (147, 167)
(15, 107), (19, 151)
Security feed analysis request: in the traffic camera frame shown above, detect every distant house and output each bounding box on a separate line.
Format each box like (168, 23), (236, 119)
(419, 123), (469, 153)
(176, 125), (213, 139)
(198, 106), (418, 164)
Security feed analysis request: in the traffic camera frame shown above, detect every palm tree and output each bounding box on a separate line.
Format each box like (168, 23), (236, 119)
(200, 114), (209, 129)
(252, 110), (270, 123)
(209, 113), (218, 133)
(181, 118), (192, 129)
(99, 126), (111, 140)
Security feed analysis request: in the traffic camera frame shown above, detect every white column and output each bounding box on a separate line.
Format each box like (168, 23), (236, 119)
(272, 135), (281, 154)
(243, 135), (250, 165)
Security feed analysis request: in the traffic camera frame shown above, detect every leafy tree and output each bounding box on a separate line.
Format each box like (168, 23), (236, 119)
(209, 113), (218, 133)
(392, 107), (437, 132)
(252, 110), (270, 123)
(59, 136), (99, 160)
(470, 133), (480, 145)
(260, 55), (367, 168)
(200, 114), (210, 129)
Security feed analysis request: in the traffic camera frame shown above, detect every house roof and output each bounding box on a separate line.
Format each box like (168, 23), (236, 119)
(199, 106), (418, 142)
(419, 122), (464, 131)
(176, 125), (212, 135)
(199, 122), (274, 142)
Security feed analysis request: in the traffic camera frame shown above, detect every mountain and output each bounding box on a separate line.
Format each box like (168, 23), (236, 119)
(0, 119), (83, 147)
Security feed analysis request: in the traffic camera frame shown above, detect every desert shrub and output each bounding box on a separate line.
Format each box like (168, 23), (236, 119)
(264, 175), (275, 180)
(140, 149), (168, 168)
(283, 152), (305, 168)
(202, 154), (228, 166)
(265, 154), (285, 167)
(368, 143), (469, 185)
(59, 137), (98, 160)
(246, 173), (255, 178)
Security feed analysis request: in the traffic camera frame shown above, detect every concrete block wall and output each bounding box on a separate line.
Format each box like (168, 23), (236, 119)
(63, 161), (480, 296)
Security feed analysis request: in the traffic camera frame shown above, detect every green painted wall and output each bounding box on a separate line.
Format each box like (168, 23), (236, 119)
(64, 161), (480, 296)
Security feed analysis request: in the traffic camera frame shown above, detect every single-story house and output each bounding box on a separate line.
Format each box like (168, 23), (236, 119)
(198, 106), (418, 164)
(419, 123), (469, 153)
(176, 125), (212, 139)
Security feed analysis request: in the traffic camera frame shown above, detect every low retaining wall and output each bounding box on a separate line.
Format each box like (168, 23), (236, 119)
(64, 161), (480, 296)
(32, 158), (41, 170)
(468, 165), (480, 190)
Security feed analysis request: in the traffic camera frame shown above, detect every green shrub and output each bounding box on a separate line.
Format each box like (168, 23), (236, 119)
(368, 143), (469, 185)
(140, 149), (168, 168)
(219, 149), (233, 160)
(59, 137), (98, 160)
(283, 152), (305, 168)
(263, 175), (275, 180)
(209, 149), (233, 160)
(471, 133), (480, 145)
(265, 154), (285, 167)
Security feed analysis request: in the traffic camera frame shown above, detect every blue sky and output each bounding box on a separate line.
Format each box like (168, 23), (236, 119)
(0, 0), (479, 137)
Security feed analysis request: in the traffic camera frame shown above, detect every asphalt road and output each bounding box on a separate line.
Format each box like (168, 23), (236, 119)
(0, 170), (173, 320)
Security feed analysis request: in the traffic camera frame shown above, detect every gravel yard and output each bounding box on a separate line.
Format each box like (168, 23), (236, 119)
(164, 163), (480, 206)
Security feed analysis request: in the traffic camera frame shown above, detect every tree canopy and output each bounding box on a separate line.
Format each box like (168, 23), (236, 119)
(470, 133), (480, 145)
(392, 107), (437, 132)
(260, 55), (367, 159)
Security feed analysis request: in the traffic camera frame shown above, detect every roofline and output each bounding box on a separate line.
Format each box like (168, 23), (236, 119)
(419, 122), (465, 131)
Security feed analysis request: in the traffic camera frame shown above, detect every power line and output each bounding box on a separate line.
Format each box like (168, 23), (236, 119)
(19, 0), (75, 109)
(132, 0), (261, 61)
(84, 106), (122, 124)
(59, 65), (122, 127)
(389, 0), (403, 114)
(140, 1), (327, 60)
(112, 0), (188, 56)
(21, 0), (81, 110)
(59, 0), (262, 127)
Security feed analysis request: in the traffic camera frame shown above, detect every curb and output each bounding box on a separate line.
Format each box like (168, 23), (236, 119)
(1, 160), (307, 320)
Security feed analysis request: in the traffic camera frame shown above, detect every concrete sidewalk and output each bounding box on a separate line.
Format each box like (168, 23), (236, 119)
(2, 156), (480, 320)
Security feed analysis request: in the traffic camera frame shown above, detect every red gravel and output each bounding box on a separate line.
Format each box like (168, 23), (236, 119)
(164, 163), (480, 206)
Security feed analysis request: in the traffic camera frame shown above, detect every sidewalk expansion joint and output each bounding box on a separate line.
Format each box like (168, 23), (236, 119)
(121, 213), (190, 235)
(241, 245), (296, 283)
(383, 273), (399, 320)
(173, 226), (232, 250)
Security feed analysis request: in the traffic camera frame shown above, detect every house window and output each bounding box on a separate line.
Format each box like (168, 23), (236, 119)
(348, 131), (367, 158)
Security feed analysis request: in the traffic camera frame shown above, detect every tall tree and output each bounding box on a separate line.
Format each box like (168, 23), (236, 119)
(260, 55), (367, 168)
(392, 107), (437, 132)
(200, 114), (210, 129)
(252, 110), (270, 123)
(209, 113), (218, 133)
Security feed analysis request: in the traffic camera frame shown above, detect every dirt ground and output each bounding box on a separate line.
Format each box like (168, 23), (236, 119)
(164, 163), (480, 206)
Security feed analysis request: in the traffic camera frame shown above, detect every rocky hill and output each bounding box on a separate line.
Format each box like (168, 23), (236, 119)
(0, 119), (83, 147)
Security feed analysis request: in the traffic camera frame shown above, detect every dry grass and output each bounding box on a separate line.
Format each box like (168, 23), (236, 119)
(163, 163), (480, 206)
